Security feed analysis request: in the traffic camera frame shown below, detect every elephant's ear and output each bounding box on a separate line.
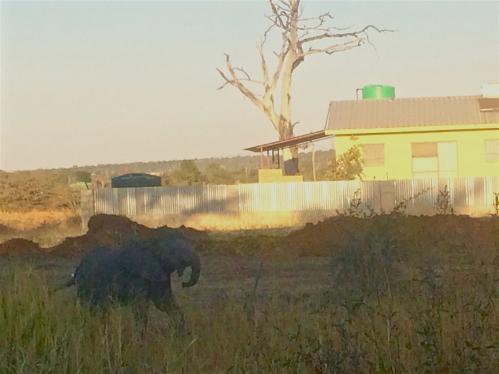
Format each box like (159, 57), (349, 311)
(121, 248), (168, 282)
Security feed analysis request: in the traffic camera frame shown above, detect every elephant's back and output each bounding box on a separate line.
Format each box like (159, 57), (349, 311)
(74, 247), (119, 289)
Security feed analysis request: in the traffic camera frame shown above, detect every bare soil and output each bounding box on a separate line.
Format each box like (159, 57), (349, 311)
(281, 214), (499, 260)
(1, 213), (498, 263)
(0, 214), (208, 257)
(0, 238), (43, 257)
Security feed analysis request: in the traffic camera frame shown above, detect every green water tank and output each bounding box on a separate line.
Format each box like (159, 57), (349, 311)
(362, 84), (395, 100)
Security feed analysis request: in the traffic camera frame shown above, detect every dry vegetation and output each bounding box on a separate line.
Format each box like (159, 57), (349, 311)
(0, 212), (498, 373)
(0, 170), (83, 247)
(0, 209), (81, 249)
(0, 209), (77, 231)
(0, 170), (83, 212)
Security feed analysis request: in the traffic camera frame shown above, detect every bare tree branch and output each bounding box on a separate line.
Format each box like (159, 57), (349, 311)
(304, 38), (364, 56)
(263, 21), (276, 43)
(216, 71), (264, 90)
(257, 43), (270, 85)
(269, 0), (286, 28)
(217, 54), (264, 108)
(277, 0), (291, 10)
(299, 24), (393, 45)
(217, 0), (392, 146)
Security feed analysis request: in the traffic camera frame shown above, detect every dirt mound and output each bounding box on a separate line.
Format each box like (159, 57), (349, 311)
(86, 214), (150, 237)
(281, 214), (499, 260)
(49, 214), (208, 257)
(0, 223), (19, 238)
(0, 238), (43, 257)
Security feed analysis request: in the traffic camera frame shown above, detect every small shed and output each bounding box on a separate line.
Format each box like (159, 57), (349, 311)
(111, 173), (161, 188)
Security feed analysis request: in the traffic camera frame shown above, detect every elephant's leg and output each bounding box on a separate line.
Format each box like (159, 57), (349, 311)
(88, 302), (112, 335)
(162, 299), (186, 333)
(151, 287), (186, 334)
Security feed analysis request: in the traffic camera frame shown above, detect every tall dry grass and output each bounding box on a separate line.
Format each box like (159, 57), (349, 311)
(0, 210), (77, 231)
(0, 246), (497, 374)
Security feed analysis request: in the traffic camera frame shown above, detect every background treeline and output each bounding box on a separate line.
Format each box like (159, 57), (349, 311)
(1, 151), (339, 211)
(88, 150), (335, 185)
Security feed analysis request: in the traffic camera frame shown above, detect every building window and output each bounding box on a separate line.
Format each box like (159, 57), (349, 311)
(411, 142), (457, 178)
(411, 142), (438, 157)
(361, 144), (384, 167)
(485, 139), (499, 161)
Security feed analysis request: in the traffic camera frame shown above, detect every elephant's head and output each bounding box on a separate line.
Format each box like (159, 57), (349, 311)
(154, 237), (201, 288)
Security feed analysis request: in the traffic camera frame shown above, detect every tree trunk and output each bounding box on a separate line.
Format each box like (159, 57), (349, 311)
(279, 64), (299, 175)
(279, 0), (300, 175)
(218, 0), (387, 177)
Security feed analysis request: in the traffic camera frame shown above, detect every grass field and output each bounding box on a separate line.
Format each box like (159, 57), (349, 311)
(1, 222), (498, 374)
(0, 209), (77, 231)
(0, 210), (82, 248)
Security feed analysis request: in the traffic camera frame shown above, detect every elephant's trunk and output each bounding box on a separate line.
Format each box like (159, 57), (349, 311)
(182, 254), (200, 288)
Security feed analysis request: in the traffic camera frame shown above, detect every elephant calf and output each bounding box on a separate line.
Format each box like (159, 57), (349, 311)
(65, 236), (201, 332)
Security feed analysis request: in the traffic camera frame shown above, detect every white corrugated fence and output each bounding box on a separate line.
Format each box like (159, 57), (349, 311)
(81, 176), (498, 229)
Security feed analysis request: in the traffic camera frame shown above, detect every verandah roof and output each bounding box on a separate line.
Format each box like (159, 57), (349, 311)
(245, 130), (330, 153)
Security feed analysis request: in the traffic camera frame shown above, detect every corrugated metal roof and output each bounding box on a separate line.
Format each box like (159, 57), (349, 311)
(479, 97), (499, 111)
(327, 95), (499, 131)
(245, 130), (329, 152)
(111, 173), (161, 188)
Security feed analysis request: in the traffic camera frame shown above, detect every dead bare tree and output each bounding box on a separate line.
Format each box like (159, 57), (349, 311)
(217, 0), (391, 174)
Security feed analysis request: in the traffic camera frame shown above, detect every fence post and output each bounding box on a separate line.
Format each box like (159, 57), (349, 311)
(80, 189), (94, 231)
(380, 181), (396, 212)
(226, 185), (240, 214)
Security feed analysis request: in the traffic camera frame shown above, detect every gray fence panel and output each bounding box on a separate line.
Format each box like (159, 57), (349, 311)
(88, 177), (499, 225)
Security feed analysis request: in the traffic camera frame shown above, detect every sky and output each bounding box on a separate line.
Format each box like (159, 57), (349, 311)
(0, 0), (498, 171)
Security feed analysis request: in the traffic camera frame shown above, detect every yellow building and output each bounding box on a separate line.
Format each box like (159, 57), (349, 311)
(325, 94), (499, 180)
